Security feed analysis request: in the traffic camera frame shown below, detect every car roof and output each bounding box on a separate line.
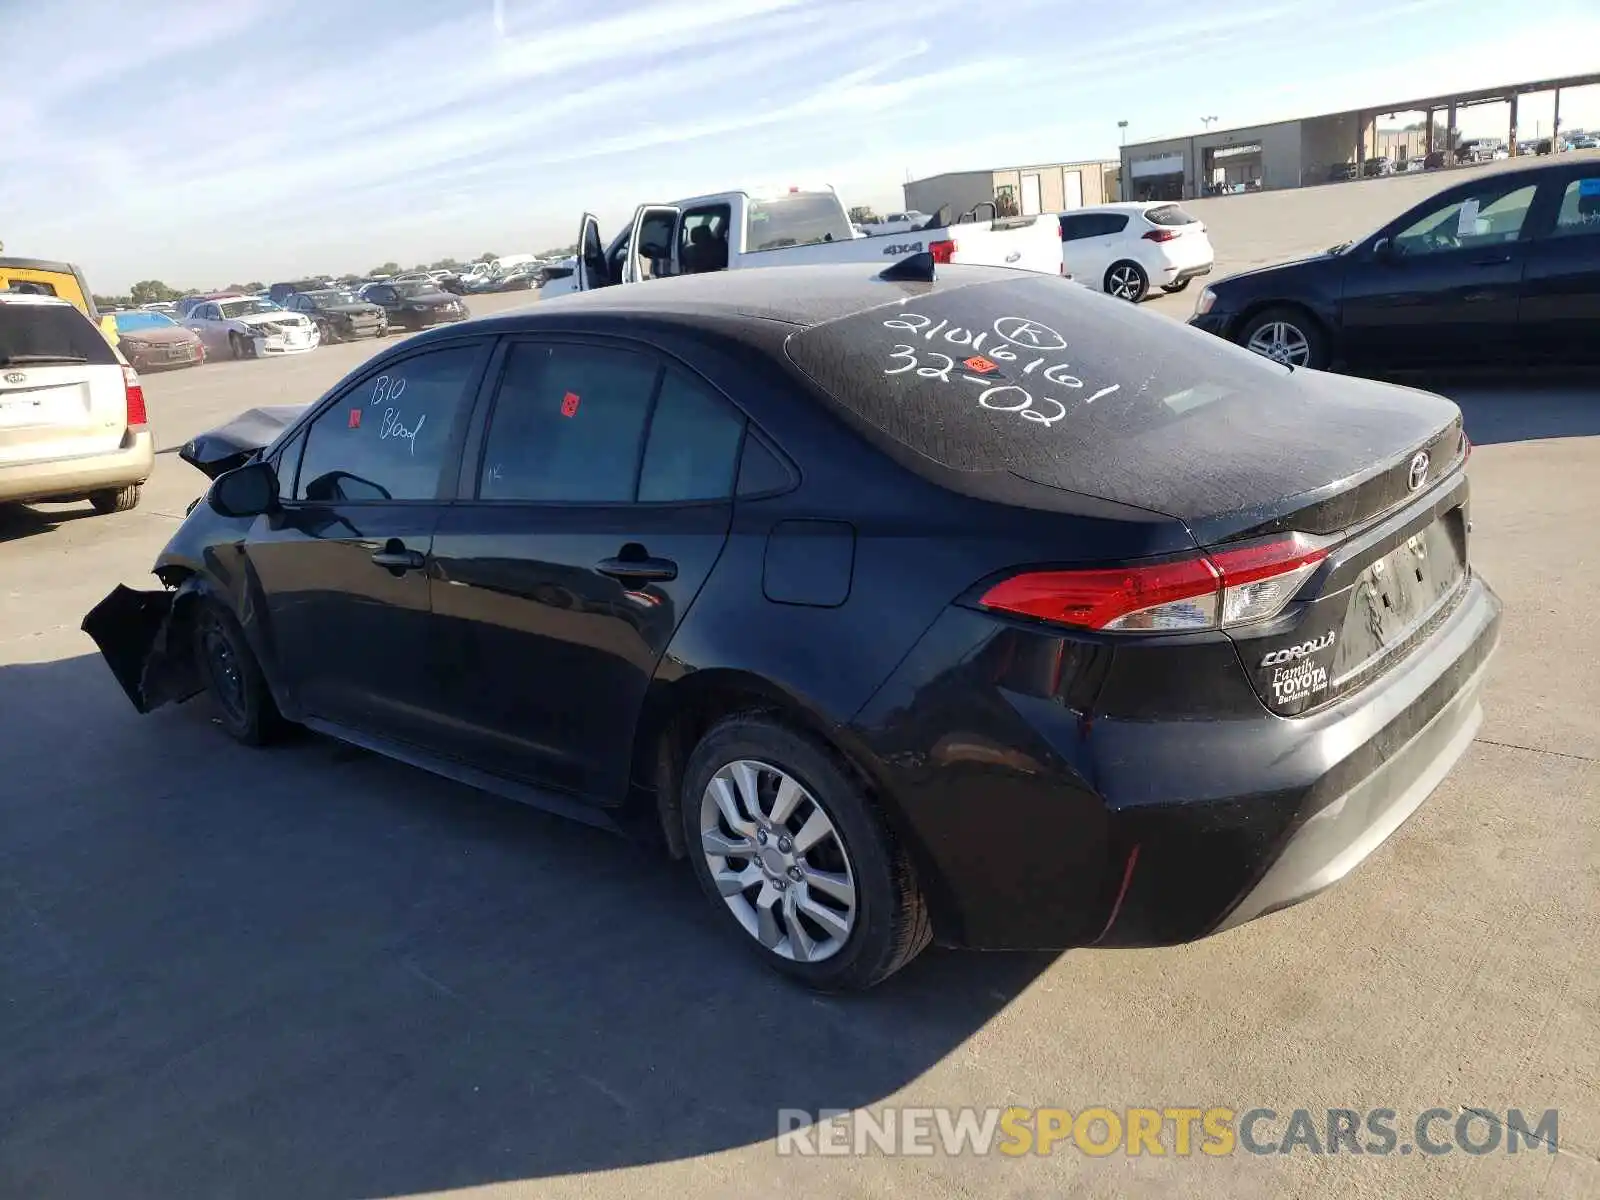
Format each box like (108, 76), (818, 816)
(419, 262), (1038, 335)
(1066, 202), (1175, 215)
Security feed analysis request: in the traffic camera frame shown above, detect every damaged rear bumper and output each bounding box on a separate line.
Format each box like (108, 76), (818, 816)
(81, 584), (203, 713)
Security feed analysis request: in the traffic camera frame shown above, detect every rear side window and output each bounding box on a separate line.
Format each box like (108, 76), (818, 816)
(478, 343), (659, 502)
(637, 369), (745, 502)
(0, 303), (117, 366)
(784, 273), (1286, 484)
(1145, 205), (1198, 226)
(1550, 176), (1600, 238)
(746, 193), (854, 252)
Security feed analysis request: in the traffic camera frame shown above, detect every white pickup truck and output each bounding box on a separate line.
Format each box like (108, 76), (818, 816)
(546, 186), (1065, 298)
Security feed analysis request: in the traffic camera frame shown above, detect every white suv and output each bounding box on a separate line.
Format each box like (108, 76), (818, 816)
(1058, 202), (1215, 303)
(0, 293), (153, 513)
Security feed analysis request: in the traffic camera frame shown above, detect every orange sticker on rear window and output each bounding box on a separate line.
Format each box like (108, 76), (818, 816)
(964, 356), (999, 374)
(561, 392), (580, 417)
(348, 408), (362, 428)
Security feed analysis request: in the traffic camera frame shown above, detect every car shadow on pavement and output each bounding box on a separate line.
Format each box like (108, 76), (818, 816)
(0, 651), (1055, 1200)
(1404, 371), (1600, 446)
(0, 501), (99, 544)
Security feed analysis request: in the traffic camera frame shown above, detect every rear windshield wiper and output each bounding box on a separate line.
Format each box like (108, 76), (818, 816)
(0, 353), (90, 365)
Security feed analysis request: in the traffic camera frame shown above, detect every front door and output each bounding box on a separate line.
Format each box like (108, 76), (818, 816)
(1339, 178), (1538, 369)
(1519, 169), (1600, 362)
(430, 337), (744, 800)
(245, 340), (490, 747)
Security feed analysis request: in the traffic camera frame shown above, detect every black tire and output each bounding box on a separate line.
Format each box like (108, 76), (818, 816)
(320, 320), (338, 345)
(1236, 305), (1331, 370)
(1104, 260), (1149, 302)
(681, 715), (931, 991)
(88, 484), (141, 514)
(228, 332), (254, 360)
(191, 598), (284, 746)
(1161, 278), (1192, 294)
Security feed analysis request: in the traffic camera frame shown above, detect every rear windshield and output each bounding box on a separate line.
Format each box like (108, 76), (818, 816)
(783, 273), (1287, 483)
(0, 303), (118, 366)
(1144, 204), (1198, 226)
(746, 193), (854, 252)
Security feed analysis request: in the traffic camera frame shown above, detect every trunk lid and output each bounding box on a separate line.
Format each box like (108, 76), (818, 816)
(0, 297), (128, 464)
(783, 270), (1472, 710)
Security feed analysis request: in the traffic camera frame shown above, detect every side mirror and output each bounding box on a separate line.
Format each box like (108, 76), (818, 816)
(209, 460), (279, 519)
(1372, 237), (1395, 262)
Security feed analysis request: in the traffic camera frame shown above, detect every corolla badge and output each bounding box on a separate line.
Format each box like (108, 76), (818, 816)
(4, 371), (26, 384)
(1407, 450), (1430, 491)
(1260, 630), (1336, 668)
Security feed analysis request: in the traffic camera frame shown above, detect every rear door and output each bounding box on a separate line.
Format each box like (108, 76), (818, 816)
(430, 336), (743, 798)
(1518, 167), (1600, 362)
(1059, 212), (1127, 284)
(1338, 176), (1538, 368)
(0, 300), (128, 470)
(244, 338), (492, 748)
(624, 205), (681, 283)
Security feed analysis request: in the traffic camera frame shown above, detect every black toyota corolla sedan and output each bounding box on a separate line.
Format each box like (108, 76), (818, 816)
(83, 261), (1500, 991)
(1190, 158), (1600, 373)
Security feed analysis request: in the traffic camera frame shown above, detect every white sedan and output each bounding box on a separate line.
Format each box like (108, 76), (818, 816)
(1058, 202), (1216, 303)
(182, 296), (319, 359)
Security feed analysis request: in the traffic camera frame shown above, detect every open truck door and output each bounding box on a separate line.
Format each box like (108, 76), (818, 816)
(623, 205), (681, 284)
(575, 212), (608, 292)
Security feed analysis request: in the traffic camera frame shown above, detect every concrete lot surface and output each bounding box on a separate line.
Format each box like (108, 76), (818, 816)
(2, 179), (1597, 1199)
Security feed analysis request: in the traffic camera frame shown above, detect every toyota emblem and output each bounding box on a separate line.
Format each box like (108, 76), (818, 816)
(4, 371), (25, 384)
(1407, 451), (1430, 492)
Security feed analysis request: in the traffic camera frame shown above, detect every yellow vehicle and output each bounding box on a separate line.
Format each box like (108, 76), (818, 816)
(0, 257), (120, 345)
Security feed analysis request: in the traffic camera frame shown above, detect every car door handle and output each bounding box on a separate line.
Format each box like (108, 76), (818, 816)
(595, 555), (678, 583)
(371, 540), (426, 572)
(1470, 253), (1512, 266)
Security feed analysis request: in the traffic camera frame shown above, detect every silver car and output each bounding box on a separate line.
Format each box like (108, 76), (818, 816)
(0, 293), (153, 513)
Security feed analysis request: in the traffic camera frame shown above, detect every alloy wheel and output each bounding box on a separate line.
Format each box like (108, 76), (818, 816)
(698, 760), (858, 964)
(1246, 321), (1312, 366)
(1107, 265), (1144, 301)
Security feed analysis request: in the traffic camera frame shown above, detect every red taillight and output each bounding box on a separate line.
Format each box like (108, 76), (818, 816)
(1142, 228), (1180, 242)
(122, 365), (148, 428)
(979, 534), (1332, 633)
(928, 238), (957, 264)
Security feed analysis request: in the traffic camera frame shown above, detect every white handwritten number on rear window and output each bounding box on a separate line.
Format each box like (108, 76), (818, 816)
(881, 314), (1120, 426)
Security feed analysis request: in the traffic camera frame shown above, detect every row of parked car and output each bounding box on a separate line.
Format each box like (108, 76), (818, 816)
(110, 278), (474, 372)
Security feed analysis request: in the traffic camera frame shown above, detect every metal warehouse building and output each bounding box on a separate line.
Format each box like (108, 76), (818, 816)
(1119, 70), (1600, 201)
(902, 159), (1120, 219)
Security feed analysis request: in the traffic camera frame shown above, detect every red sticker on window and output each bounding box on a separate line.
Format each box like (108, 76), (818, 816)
(561, 392), (580, 417)
(347, 408), (362, 428)
(964, 356), (999, 374)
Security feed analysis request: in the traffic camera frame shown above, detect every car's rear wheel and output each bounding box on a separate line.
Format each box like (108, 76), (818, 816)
(88, 484), (141, 514)
(1104, 260), (1149, 302)
(192, 598), (283, 746)
(1161, 278), (1192, 294)
(682, 715), (931, 991)
(1238, 306), (1330, 370)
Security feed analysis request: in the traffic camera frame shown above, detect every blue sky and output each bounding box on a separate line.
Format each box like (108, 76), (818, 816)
(6, 0), (1600, 291)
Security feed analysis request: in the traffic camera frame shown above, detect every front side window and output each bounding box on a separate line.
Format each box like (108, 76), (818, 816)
(1549, 176), (1600, 238)
(478, 343), (659, 503)
(1391, 183), (1537, 257)
(294, 345), (480, 502)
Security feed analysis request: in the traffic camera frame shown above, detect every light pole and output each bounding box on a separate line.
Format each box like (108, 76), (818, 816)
(1117, 120), (1129, 199)
(1201, 115), (1218, 131)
